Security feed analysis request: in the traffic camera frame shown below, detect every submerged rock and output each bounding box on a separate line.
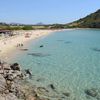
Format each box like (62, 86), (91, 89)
(25, 69), (32, 79)
(62, 92), (70, 97)
(64, 41), (72, 44)
(28, 53), (50, 57)
(91, 48), (100, 52)
(85, 88), (98, 97)
(39, 45), (44, 48)
(48, 84), (56, 90)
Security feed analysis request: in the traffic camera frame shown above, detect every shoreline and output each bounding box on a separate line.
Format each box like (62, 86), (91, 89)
(0, 29), (75, 59)
(0, 60), (72, 100)
(0, 30), (57, 58)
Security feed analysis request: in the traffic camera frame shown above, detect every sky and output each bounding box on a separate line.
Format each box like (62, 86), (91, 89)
(0, 0), (100, 24)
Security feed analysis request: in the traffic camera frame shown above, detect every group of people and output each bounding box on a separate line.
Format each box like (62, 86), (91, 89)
(16, 43), (24, 47)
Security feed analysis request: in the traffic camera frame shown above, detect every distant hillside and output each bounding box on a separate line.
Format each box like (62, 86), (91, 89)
(0, 9), (100, 29)
(67, 9), (100, 28)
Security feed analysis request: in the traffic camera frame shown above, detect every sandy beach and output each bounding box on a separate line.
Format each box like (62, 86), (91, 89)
(0, 30), (55, 58)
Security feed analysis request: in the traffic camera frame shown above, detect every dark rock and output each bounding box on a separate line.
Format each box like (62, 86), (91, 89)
(48, 84), (55, 90)
(63, 92), (70, 97)
(91, 48), (100, 52)
(40, 45), (44, 48)
(85, 88), (98, 97)
(10, 63), (20, 71)
(25, 69), (32, 79)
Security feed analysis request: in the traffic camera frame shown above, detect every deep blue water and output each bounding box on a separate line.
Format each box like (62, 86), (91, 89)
(8, 29), (100, 100)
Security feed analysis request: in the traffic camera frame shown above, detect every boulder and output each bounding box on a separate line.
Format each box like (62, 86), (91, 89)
(10, 63), (20, 71)
(25, 69), (32, 78)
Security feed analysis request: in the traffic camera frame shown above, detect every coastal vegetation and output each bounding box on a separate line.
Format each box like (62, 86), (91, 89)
(66, 9), (100, 28)
(0, 9), (100, 30)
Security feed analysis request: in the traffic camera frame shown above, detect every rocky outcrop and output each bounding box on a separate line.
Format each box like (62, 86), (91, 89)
(0, 60), (73, 100)
(0, 61), (33, 100)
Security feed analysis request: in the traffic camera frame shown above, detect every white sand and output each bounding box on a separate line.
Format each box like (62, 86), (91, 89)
(0, 30), (55, 57)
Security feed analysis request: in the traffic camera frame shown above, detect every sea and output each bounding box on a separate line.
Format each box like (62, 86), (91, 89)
(7, 29), (100, 100)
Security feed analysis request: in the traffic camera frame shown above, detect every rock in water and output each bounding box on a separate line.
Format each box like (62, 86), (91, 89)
(63, 92), (70, 97)
(91, 48), (100, 52)
(10, 63), (20, 71)
(40, 45), (44, 48)
(85, 88), (98, 97)
(25, 69), (32, 79)
(48, 84), (55, 90)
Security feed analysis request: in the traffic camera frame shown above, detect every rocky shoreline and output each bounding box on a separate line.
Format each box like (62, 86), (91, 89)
(0, 61), (25, 99)
(1, 60), (100, 100)
(0, 61), (72, 100)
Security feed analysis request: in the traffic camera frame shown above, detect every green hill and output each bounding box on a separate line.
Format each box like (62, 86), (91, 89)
(67, 9), (100, 28)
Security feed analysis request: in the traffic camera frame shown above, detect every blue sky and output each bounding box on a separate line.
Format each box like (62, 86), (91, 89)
(0, 0), (100, 24)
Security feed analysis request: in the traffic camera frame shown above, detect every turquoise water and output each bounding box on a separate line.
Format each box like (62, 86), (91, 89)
(8, 29), (100, 100)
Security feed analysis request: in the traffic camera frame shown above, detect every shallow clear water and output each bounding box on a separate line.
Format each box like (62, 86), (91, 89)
(8, 29), (100, 100)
